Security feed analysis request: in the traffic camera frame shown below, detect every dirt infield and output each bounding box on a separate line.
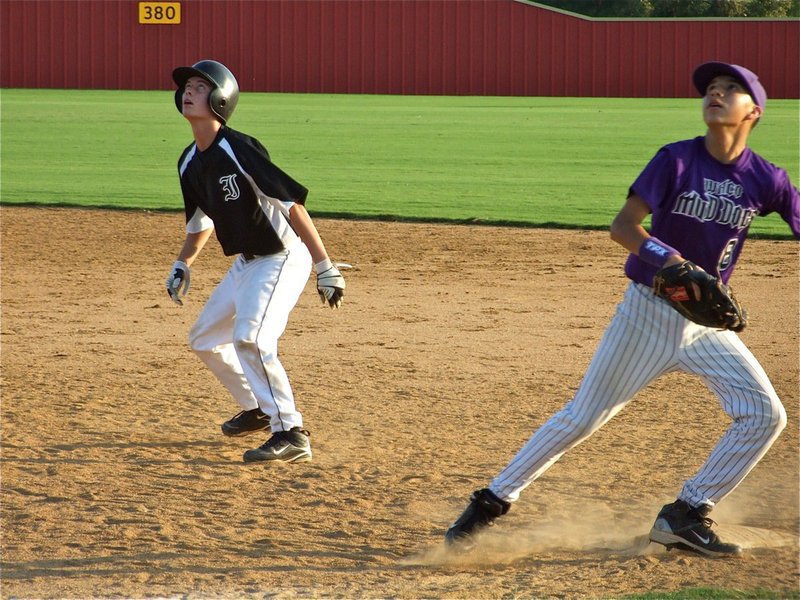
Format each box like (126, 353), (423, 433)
(2, 206), (798, 599)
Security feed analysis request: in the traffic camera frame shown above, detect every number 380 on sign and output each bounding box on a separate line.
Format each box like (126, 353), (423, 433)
(139, 2), (181, 24)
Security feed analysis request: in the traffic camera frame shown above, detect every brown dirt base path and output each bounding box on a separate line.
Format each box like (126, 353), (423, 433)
(2, 206), (798, 599)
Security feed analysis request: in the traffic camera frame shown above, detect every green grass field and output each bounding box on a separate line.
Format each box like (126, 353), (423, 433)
(1, 89), (798, 237)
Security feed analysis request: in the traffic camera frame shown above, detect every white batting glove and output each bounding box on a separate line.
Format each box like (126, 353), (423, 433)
(166, 260), (190, 305)
(315, 258), (345, 309)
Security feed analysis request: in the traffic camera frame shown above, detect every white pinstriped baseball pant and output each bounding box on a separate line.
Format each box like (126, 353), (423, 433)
(188, 242), (312, 433)
(489, 282), (786, 508)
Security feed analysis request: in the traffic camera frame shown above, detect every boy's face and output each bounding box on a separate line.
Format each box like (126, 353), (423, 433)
(702, 75), (761, 128)
(181, 76), (215, 121)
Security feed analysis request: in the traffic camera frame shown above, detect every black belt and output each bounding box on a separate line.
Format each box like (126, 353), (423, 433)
(243, 251), (282, 261)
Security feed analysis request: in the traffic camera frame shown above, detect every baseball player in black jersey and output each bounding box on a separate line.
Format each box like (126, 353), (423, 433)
(166, 60), (345, 464)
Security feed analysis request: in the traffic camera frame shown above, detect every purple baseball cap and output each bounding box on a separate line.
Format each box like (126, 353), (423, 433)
(693, 62), (767, 111)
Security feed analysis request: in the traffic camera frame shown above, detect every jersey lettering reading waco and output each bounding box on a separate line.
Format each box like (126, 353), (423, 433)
(625, 136), (799, 285)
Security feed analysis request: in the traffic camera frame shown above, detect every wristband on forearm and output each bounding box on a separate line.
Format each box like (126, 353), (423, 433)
(314, 257), (333, 273)
(639, 237), (679, 268)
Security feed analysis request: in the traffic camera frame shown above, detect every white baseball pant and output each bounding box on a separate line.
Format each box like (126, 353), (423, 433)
(489, 282), (786, 507)
(189, 242), (312, 432)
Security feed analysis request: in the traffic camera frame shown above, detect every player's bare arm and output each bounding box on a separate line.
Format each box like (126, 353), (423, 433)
(288, 203), (329, 264)
(289, 203), (346, 309)
(165, 228), (213, 305)
(177, 228), (214, 266)
(610, 194), (684, 268)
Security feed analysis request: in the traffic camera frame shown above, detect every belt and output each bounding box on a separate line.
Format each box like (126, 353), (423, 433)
(242, 244), (295, 261)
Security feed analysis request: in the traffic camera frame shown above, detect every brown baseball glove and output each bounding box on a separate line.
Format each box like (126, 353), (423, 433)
(653, 261), (747, 332)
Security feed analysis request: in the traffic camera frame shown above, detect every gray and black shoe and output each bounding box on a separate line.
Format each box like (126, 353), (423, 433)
(221, 408), (270, 437)
(243, 427), (312, 463)
(444, 488), (510, 549)
(649, 499), (742, 557)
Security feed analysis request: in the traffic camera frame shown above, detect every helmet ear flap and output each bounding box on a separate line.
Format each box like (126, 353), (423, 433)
(208, 88), (228, 124)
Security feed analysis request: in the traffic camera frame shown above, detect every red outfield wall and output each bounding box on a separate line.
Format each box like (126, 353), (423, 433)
(1, 0), (798, 98)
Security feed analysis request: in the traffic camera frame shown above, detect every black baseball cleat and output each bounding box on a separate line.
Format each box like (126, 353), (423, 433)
(221, 408), (270, 437)
(444, 488), (511, 549)
(243, 427), (312, 463)
(648, 499), (742, 557)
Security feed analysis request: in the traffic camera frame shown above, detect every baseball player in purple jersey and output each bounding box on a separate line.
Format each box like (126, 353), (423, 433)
(445, 62), (799, 557)
(165, 60), (345, 464)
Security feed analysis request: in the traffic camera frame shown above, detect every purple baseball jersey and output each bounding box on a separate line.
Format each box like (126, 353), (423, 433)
(626, 136), (800, 285)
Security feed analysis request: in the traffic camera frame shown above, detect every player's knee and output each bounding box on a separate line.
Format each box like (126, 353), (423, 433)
(232, 334), (256, 354)
(769, 399), (787, 435)
(750, 395), (787, 441)
(550, 409), (604, 444)
(233, 333), (277, 362)
(572, 418), (605, 441)
(188, 324), (207, 353)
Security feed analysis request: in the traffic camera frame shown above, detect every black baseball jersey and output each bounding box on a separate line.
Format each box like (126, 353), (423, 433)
(177, 126), (308, 256)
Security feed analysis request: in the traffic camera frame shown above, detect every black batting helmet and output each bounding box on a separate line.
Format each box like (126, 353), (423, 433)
(172, 60), (239, 124)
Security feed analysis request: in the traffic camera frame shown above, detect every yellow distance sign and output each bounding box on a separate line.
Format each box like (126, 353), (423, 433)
(139, 2), (181, 24)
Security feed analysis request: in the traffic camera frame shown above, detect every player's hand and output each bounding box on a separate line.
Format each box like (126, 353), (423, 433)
(315, 259), (345, 309)
(166, 260), (191, 305)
